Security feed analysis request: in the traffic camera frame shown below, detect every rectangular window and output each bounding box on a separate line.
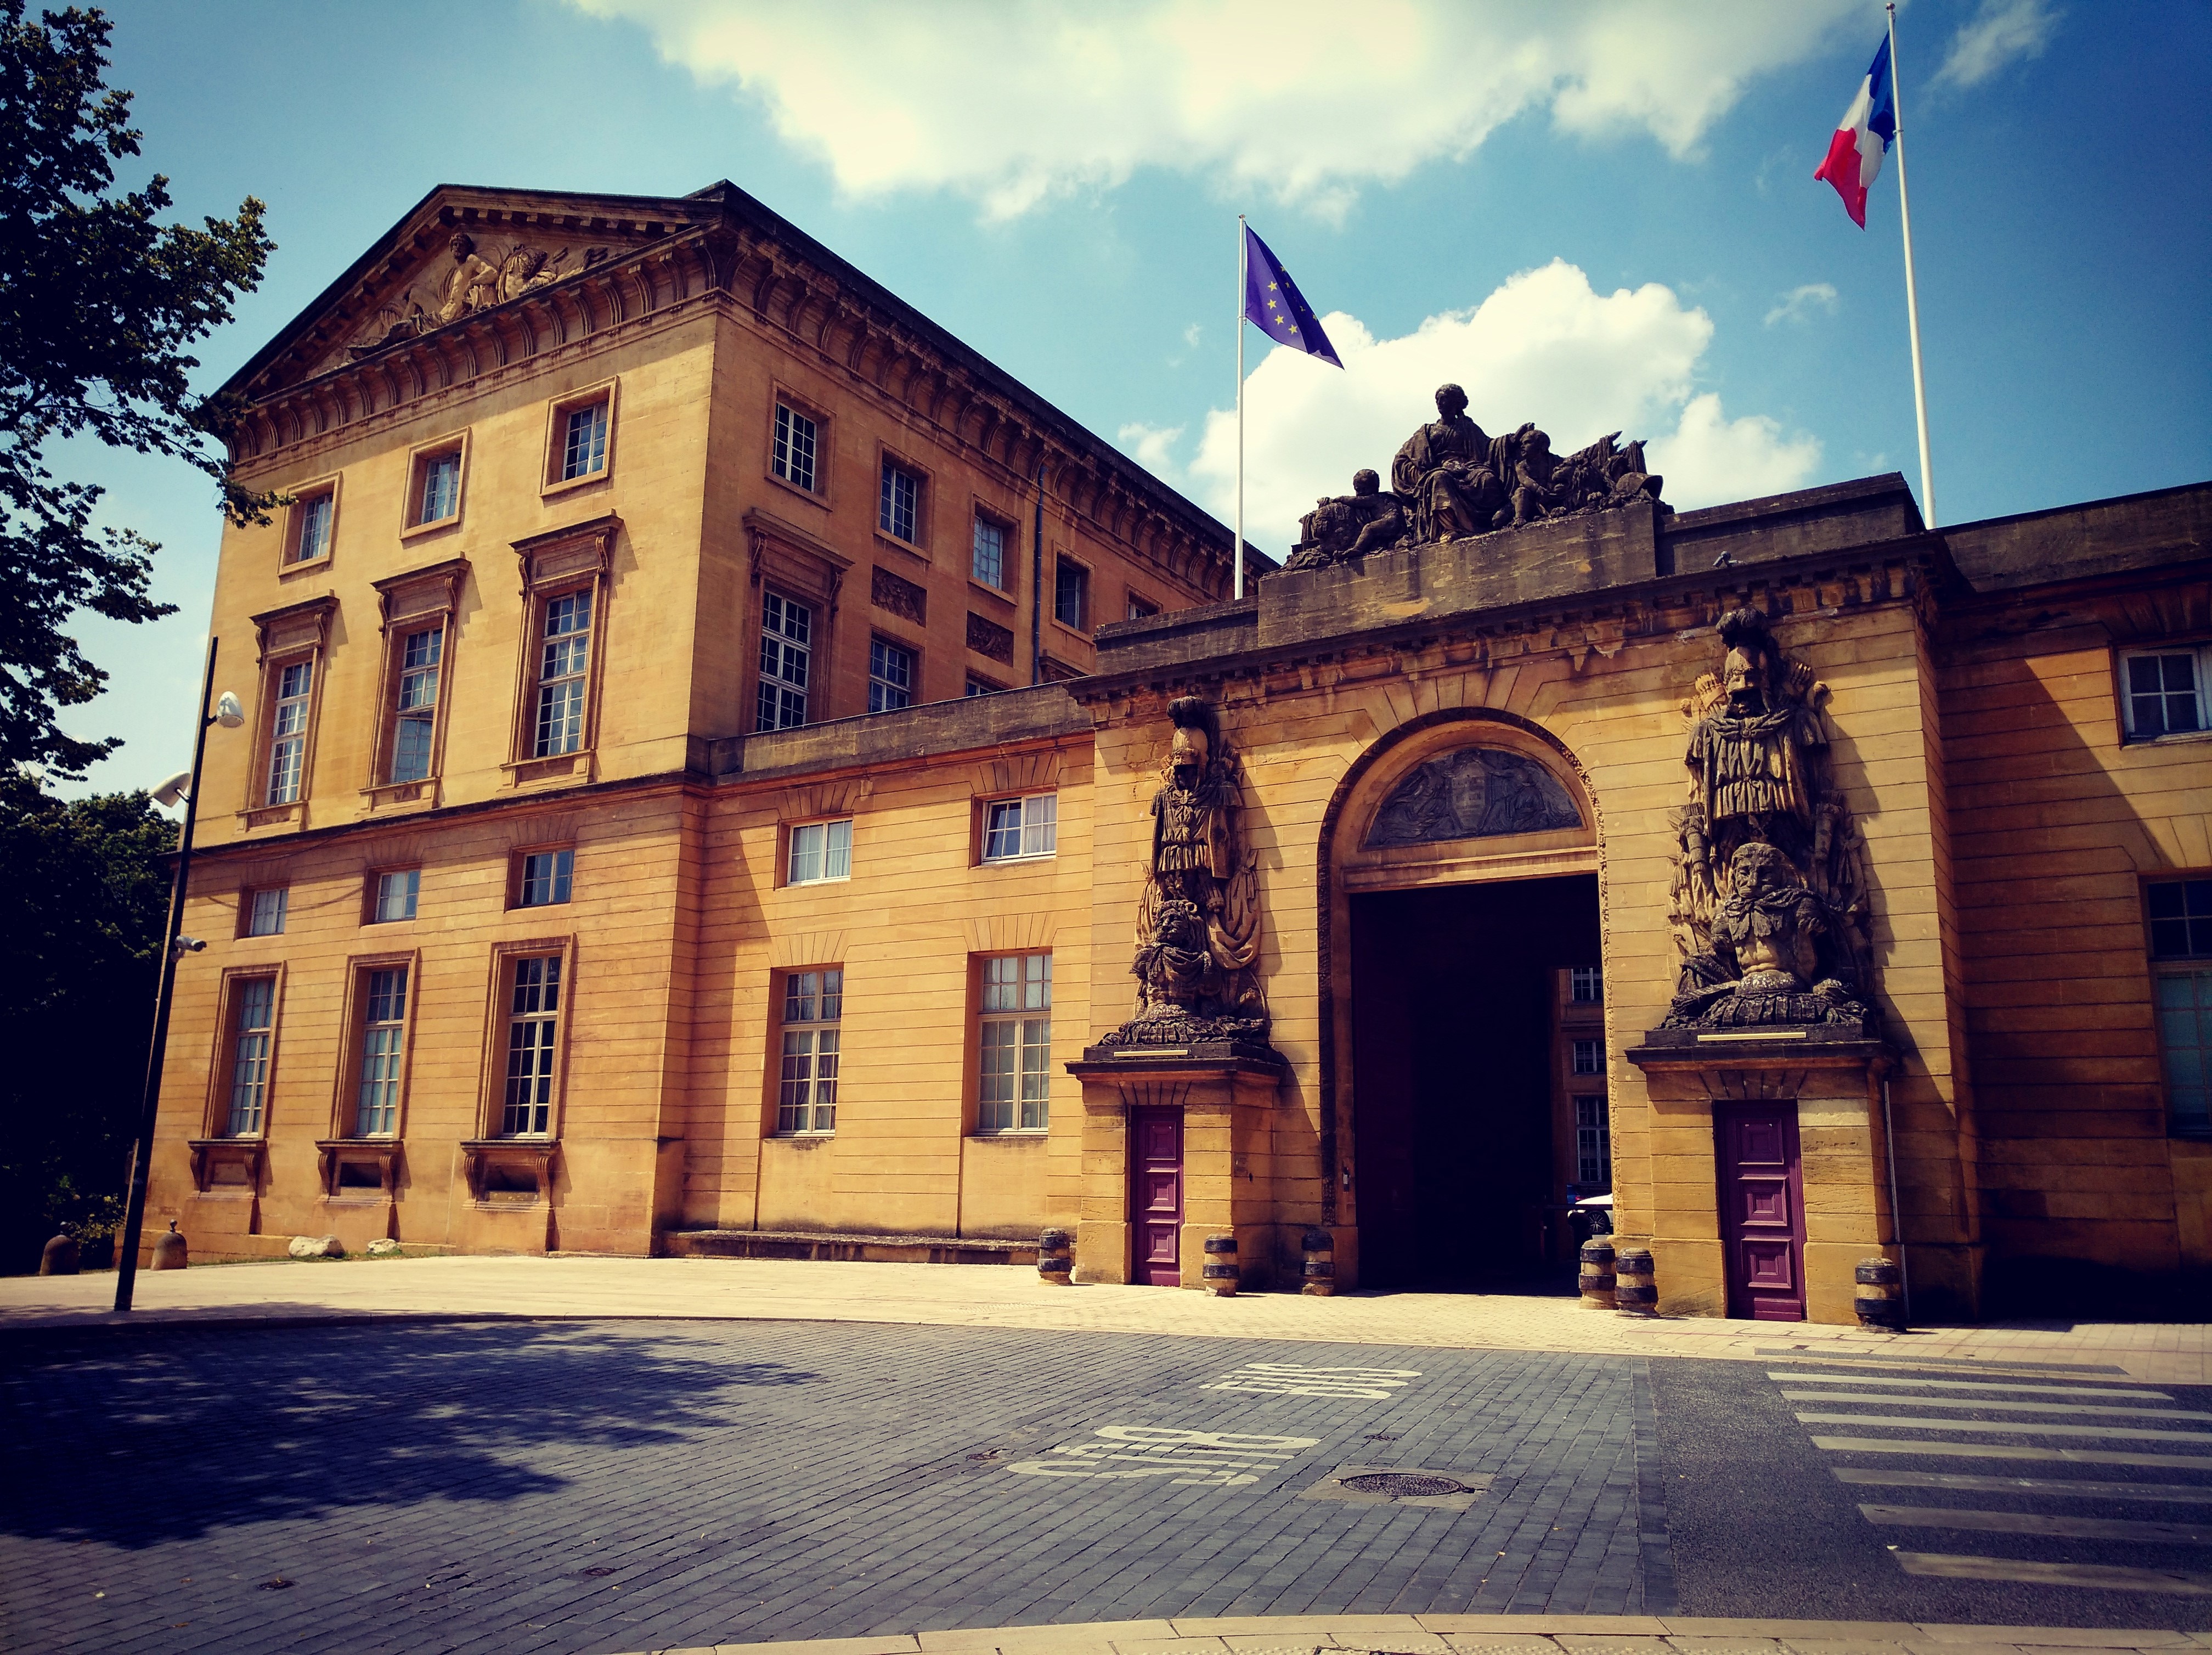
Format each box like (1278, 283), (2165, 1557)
(972, 517), (1006, 588)
(389, 624), (443, 783)
(1126, 591), (1159, 622)
(372, 869), (419, 924)
(757, 592), (811, 731)
(225, 977), (276, 1136)
(879, 458), (919, 543)
(983, 793), (1057, 862)
(1054, 558), (1088, 631)
(965, 677), (1000, 698)
(265, 659), (313, 806)
(1575, 1095), (1612, 1187)
(501, 956), (562, 1136)
(354, 967), (407, 1136)
(978, 953), (1051, 1132)
(2150, 879), (2212, 960)
(1570, 966), (1602, 1004)
(518, 849), (574, 907)
(776, 968), (842, 1134)
(772, 403), (817, 493)
(533, 591), (591, 757)
(2151, 877), (2212, 1137)
(2121, 648), (2207, 741)
(561, 402), (608, 481)
(788, 819), (853, 886)
(417, 451), (460, 525)
(1571, 1038), (1603, 1076)
(292, 493), (333, 564)
(246, 887), (288, 938)
(868, 637), (913, 713)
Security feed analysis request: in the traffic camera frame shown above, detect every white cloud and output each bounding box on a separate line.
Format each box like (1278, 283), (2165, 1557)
(1764, 282), (1838, 327)
(565, 0), (1869, 217)
(1182, 323), (1203, 350)
(1117, 421), (1185, 476)
(1936, 0), (2059, 88)
(1183, 260), (1820, 549)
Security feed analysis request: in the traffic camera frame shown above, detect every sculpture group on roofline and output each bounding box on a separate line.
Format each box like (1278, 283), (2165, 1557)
(1286, 382), (1666, 570)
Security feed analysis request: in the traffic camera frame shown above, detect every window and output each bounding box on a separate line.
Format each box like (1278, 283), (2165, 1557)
(372, 869), (419, 924)
(965, 677), (1001, 698)
(389, 624), (443, 783)
(534, 591), (591, 757)
(1571, 1038), (1603, 1076)
(788, 819), (852, 885)
(415, 450), (461, 526)
(978, 953), (1051, 1132)
(879, 458), (919, 543)
(868, 637), (913, 712)
(225, 977), (276, 1136)
(772, 402), (817, 493)
(561, 401), (609, 481)
(1570, 966), (1602, 1004)
(354, 968), (408, 1136)
(264, 660), (313, 806)
(2151, 878), (2212, 1136)
(776, 969), (842, 1134)
(983, 793), (1057, 862)
(291, 491), (334, 565)
(757, 592), (811, 731)
(1054, 558), (1088, 631)
(501, 956), (562, 1136)
(1575, 1095), (1611, 1187)
(246, 887), (288, 938)
(518, 849), (574, 907)
(1126, 591), (1159, 622)
(972, 516), (1006, 588)
(2121, 646), (2208, 741)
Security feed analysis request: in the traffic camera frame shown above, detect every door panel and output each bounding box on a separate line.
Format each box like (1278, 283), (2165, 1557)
(1130, 1105), (1183, 1287)
(1715, 1102), (1806, 1320)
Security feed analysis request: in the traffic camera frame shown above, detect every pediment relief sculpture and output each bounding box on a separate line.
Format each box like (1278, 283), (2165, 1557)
(1365, 746), (1582, 848)
(1285, 382), (1665, 570)
(339, 231), (613, 363)
(1662, 607), (1877, 1032)
(1097, 697), (1269, 1051)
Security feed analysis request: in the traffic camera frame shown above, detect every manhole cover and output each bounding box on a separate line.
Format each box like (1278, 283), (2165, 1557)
(1338, 1472), (1469, 1498)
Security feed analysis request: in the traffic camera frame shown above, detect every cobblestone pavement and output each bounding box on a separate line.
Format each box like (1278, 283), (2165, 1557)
(0, 1319), (1660, 1655)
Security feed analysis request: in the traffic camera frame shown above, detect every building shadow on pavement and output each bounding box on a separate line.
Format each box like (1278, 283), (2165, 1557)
(0, 1318), (820, 1547)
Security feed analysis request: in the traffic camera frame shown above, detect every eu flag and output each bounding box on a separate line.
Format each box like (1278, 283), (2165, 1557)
(1243, 224), (1341, 368)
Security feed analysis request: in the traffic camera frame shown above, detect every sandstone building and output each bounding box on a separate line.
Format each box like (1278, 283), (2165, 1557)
(144, 179), (2212, 1320)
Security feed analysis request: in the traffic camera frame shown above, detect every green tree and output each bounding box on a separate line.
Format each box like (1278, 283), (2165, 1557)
(1, 2), (275, 778)
(0, 767), (171, 1271)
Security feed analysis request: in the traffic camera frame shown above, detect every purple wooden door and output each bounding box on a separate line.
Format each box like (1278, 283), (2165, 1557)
(1131, 1106), (1184, 1287)
(1715, 1102), (1806, 1321)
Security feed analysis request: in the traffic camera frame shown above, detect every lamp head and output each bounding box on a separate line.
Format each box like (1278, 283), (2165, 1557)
(213, 692), (245, 729)
(150, 770), (192, 808)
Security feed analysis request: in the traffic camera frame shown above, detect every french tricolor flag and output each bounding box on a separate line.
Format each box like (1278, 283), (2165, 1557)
(1814, 36), (1897, 228)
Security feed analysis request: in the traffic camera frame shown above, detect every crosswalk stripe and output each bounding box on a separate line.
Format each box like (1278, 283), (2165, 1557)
(1767, 1370), (2173, 1401)
(1782, 1390), (2211, 1421)
(1754, 1349), (2130, 1375)
(1833, 1467), (2212, 1502)
(1859, 1504), (2212, 1543)
(1812, 1435), (2212, 1470)
(1796, 1412), (2212, 1444)
(1894, 1552), (2212, 1594)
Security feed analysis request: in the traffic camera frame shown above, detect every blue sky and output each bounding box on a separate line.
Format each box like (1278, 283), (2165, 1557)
(53, 0), (2212, 795)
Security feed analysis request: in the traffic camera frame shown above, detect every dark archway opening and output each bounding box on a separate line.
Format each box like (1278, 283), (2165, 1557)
(1350, 873), (1604, 1290)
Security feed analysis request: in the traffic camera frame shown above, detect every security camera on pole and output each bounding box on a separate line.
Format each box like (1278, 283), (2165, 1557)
(112, 639), (244, 1312)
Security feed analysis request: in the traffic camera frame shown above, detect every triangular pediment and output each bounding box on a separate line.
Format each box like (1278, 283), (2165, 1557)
(233, 184), (726, 397)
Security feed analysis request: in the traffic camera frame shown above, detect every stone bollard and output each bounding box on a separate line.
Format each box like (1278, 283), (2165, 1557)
(39, 1234), (81, 1276)
(150, 1220), (188, 1271)
(1201, 1232), (1239, 1297)
(1578, 1239), (1616, 1309)
(1300, 1226), (1335, 1297)
(1854, 1256), (1906, 1331)
(1036, 1228), (1073, 1285)
(1614, 1246), (1655, 1316)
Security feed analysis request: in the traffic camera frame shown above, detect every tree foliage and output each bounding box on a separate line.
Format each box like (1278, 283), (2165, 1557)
(0, 2), (275, 777)
(0, 766), (171, 1272)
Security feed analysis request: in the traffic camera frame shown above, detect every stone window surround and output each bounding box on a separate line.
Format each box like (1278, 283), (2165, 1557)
(744, 505), (849, 724)
(782, 816), (854, 888)
(767, 962), (845, 1138)
(867, 631), (918, 712)
(764, 383), (832, 510)
(1052, 547), (1092, 639)
(471, 933), (579, 1147)
(365, 556), (469, 812)
(973, 949), (1053, 1136)
(399, 427), (471, 540)
(240, 594), (338, 831)
(505, 515), (618, 788)
(541, 375), (620, 500)
(969, 500), (1017, 594)
(874, 442), (931, 558)
(507, 841), (578, 909)
(329, 948), (422, 1142)
(2115, 639), (2212, 745)
(279, 470), (341, 575)
(198, 961), (291, 1145)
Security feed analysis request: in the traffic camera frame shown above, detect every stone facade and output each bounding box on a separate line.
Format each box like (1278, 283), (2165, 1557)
(144, 178), (2212, 1320)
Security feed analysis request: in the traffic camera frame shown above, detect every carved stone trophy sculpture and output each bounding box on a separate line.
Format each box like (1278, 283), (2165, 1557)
(1662, 607), (1876, 1032)
(1099, 697), (1269, 1050)
(1286, 469), (1407, 570)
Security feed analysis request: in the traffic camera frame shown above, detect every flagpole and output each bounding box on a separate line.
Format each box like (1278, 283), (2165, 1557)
(1234, 213), (1246, 600)
(1888, 2), (1936, 528)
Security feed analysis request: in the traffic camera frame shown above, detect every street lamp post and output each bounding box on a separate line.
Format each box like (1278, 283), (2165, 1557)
(114, 636), (236, 1311)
